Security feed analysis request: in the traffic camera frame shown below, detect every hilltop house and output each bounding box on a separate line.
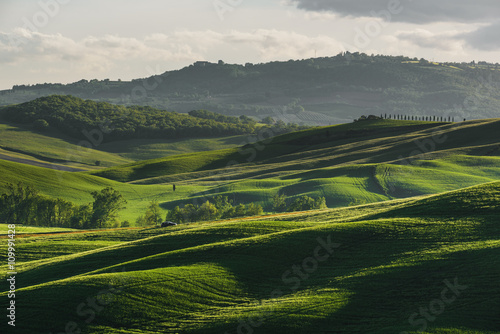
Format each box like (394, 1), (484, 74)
(193, 61), (214, 67)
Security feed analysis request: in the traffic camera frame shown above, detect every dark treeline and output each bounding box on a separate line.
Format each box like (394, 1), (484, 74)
(355, 114), (457, 122)
(0, 183), (126, 229)
(272, 194), (327, 212)
(165, 195), (264, 223)
(0, 185), (329, 228)
(1, 95), (307, 142)
(165, 194), (328, 224)
(382, 114), (455, 122)
(188, 110), (242, 124)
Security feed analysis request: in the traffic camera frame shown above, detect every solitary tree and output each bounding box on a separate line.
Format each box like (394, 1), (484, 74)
(90, 188), (127, 228)
(143, 201), (163, 226)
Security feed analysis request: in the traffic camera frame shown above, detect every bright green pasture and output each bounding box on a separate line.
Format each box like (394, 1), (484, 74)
(0, 182), (498, 333)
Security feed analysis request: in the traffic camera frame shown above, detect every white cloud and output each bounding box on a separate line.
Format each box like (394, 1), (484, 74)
(0, 29), (344, 71)
(0, 29), (206, 70)
(220, 29), (343, 60)
(395, 21), (500, 53)
(396, 28), (466, 52)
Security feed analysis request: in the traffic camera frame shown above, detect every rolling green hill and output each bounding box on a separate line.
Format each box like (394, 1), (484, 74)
(0, 122), (132, 168)
(1, 118), (499, 223)
(0, 159), (206, 222)
(86, 118), (500, 212)
(88, 119), (446, 182)
(1, 182), (498, 333)
(0, 120), (251, 168)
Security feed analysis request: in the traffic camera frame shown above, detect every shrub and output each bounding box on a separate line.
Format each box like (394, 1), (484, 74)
(272, 194), (288, 212)
(288, 196), (327, 212)
(246, 203), (264, 216)
(33, 119), (49, 131)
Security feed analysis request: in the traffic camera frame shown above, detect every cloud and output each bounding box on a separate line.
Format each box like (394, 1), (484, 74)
(396, 29), (465, 52)
(460, 21), (500, 51)
(394, 21), (500, 52)
(0, 29), (209, 70)
(0, 29), (344, 70)
(221, 29), (343, 59)
(288, 0), (500, 24)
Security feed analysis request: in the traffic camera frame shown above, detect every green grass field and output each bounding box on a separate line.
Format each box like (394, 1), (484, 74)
(1, 119), (499, 223)
(0, 224), (78, 234)
(0, 117), (499, 333)
(0, 159), (209, 222)
(0, 123), (132, 168)
(1, 182), (498, 333)
(97, 135), (251, 161)
(0, 121), (248, 168)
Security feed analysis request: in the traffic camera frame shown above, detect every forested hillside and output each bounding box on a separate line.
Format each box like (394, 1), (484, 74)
(1, 53), (499, 124)
(0, 95), (305, 142)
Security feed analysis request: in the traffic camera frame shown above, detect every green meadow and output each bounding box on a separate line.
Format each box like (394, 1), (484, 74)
(0, 121), (251, 168)
(1, 118), (499, 222)
(1, 182), (498, 333)
(0, 116), (499, 333)
(0, 122), (132, 168)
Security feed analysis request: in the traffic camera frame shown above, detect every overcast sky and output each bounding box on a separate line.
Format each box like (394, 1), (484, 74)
(1, 0), (499, 89)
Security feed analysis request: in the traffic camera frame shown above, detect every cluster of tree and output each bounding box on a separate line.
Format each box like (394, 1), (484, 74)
(272, 194), (327, 212)
(355, 114), (458, 122)
(1, 95), (259, 142)
(383, 114), (456, 122)
(164, 195), (264, 224)
(2, 95), (310, 142)
(188, 110), (243, 124)
(0, 183), (126, 229)
(133, 194), (328, 226)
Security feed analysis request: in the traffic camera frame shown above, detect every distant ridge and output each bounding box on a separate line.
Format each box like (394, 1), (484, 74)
(2, 53), (500, 124)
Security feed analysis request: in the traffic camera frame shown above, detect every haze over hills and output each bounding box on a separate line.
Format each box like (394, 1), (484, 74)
(2, 53), (500, 125)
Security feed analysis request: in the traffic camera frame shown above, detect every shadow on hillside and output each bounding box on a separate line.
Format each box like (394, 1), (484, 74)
(11, 209), (500, 334)
(186, 246), (500, 334)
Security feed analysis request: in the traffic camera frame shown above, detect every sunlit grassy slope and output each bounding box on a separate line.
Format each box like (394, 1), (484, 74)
(1, 182), (498, 333)
(91, 119), (500, 209)
(90, 119), (500, 183)
(97, 134), (250, 160)
(0, 159), (205, 222)
(0, 121), (249, 166)
(0, 122), (132, 168)
(1, 119), (499, 222)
